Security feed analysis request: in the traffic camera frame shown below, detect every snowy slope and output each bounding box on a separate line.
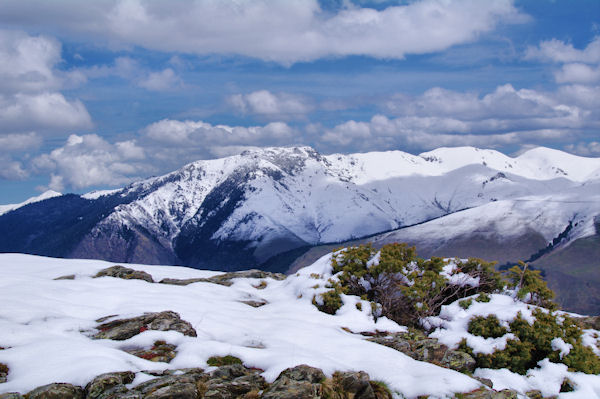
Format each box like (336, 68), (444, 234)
(0, 190), (61, 216)
(75, 146), (598, 266)
(1, 253), (599, 398)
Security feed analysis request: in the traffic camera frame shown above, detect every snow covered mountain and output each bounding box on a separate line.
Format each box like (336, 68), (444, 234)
(0, 190), (61, 216)
(0, 145), (598, 293)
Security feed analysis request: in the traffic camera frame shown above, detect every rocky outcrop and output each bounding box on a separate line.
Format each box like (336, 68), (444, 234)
(94, 311), (196, 340)
(368, 330), (476, 373)
(125, 341), (177, 363)
(0, 363), (7, 384)
(94, 266), (154, 283)
(456, 388), (519, 398)
(85, 371), (136, 399)
(0, 393), (24, 399)
(159, 270), (285, 287)
(26, 383), (84, 399)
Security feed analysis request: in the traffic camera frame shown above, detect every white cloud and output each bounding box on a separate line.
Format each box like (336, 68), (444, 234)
(526, 37), (600, 64)
(0, 155), (28, 180)
(137, 68), (181, 91)
(554, 63), (600, 84)
(0, 92), (92, 132)
(32, 134), (148, 190)
(0, 132), (41, 152)
(0, 29), (93, 138)
(0, 0), (527, 64)
(228, 90), (312, 119)
(564, 141), (600, 157)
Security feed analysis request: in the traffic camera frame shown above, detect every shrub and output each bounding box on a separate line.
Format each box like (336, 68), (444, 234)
(462, 309), (600, 375)
(468, 315), (507, 338)
(507, 262), (555, 309)
(313, 280), (345, 315)
(323, 243), (508, 327)
(207, 355), (243, 367)
(475, 292), (490, 303)
(459, 298), (473, 310)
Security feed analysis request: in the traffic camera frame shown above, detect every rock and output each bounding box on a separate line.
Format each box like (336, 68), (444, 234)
(369, 331), (476, 373)
(239, 299), (268, 308)
(94, 311), (196, 340)
(84, 371), (135, 399)
(26, 383), (84, 399)
(94, 266), (154, 283)
(474, 377), (494, 388)
(53, 274), (75, 280)
(133, 375), (203, 396)
(210, 364), (248, 381)
(0, 394), (24, 399)
(261, 365), (325, 399)
(332, 371), (376, 399)
(574, 315), (600, 330)
(125, 341), (177, 363)
(203, 372), (266, 399)
(277, 364), (326, 384)
(159, 270), (285, 287)
(141, 368), (205, 378)
(0, 362), (8, 383)
(144, 383), (198, 399)
(457, 388), (519, 399)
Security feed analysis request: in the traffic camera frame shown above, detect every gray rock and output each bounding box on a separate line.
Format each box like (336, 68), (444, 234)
(133, 375), (201, 396)
(277, 364), (326, 384)
(369, 331), (476, 373)
(53, 274), (75, 280)
(334, 371), (375, 399)
(85, 371), (135, 399)
(0, 362), (8, 383)
(94, 311), (196, 340)
(143, 383), (198, 399)
(26, 383), (84, 399)
(210, 364), (248, 381)
(0, 394), (24, 399)
(94, 266), (154, 283)
(203, 373), (266, 399)
(159, 270), (285, 287)
(457, 388), (519, 399)
(239, 299), (268, 308)
(125, 341), (177, 363)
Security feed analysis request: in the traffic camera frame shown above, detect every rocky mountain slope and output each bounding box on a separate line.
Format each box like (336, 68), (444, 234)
(1, 146), (598, 279)
(0, 253), (599, 398)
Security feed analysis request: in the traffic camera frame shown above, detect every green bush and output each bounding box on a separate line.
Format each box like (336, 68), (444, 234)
(507, 262), (555, 309)
(468, 315), (508, 338)
(459, 298), (473, 310)
(313, 280), (346, 315)
(462, 309), (600, 375)
(207, 355), (243, 367)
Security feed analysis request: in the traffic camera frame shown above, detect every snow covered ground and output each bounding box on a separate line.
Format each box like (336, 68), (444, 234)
(1, 253), (599, 398)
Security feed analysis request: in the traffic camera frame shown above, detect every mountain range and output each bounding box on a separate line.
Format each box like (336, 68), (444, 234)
(0, 145), (598, 313)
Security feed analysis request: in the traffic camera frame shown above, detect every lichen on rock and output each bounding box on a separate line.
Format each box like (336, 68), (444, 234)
(94, 266), (154, 283)
(93, 311), (196, 340)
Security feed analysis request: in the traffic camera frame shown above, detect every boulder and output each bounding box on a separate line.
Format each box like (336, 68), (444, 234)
(26, 383), (84, 399)
(262, 365), (325, 399)
(0, 362), (8, 383)
(125, 341), (177, 363)
(331, 371), (376, 399)
(369, 331), (475, 373)
(84, 371), (135, 399)
(133, 374), (203, 397)
(94, 311), (196, 340)
(203, 370), (266, 399)
(53, 275), (75, 280)
(159, 270), (285, 287)
(457, 388), (519, 399)
(94, 266), (154, 283)
(143, 383), (198, 399)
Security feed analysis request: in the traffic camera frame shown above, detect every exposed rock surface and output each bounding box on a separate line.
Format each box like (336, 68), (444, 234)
(0, 363), (7, 384)
(85, 371), (136, 399)
(0, 394), (24, 399)
(125, 341), (177, 363)
(53, 274), (75, 280)
(368, 330), (476, 373)
(574, 315), (600, 330)
(456, 388), (519, 398)
(159, 270), (285, 287)
(94, 311), (196, 340)
(26, 383), (84, 399)
(94, 266), (154, 283)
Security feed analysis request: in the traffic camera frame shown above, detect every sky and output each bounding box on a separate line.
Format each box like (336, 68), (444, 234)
(0, 0), (599, 203)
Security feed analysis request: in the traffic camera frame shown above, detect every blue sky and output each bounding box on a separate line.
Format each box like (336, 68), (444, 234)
(0, 0), (599, 203)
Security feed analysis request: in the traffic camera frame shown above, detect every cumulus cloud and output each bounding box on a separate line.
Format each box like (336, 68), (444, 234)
(137, 68), (181, 91)
(0, 93), (92, 132)
(0, 132), (41, 152)
(527, 37), (600, 84)
(228, 90), (313, 119)
(526, 37), (600, 64)
(320, 83), (598, 152)
(0, 29), (92, 140)
(32, 134), (148, 190)
(564, 141), (600, 157)
(0, 0), (527, 64)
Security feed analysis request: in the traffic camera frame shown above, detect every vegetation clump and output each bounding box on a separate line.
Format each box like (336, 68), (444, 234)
(206, 355), (243, 367)
(461, 309), (600, 375)
(506, 262), (555, 309)
(323, 243), (503, 326)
